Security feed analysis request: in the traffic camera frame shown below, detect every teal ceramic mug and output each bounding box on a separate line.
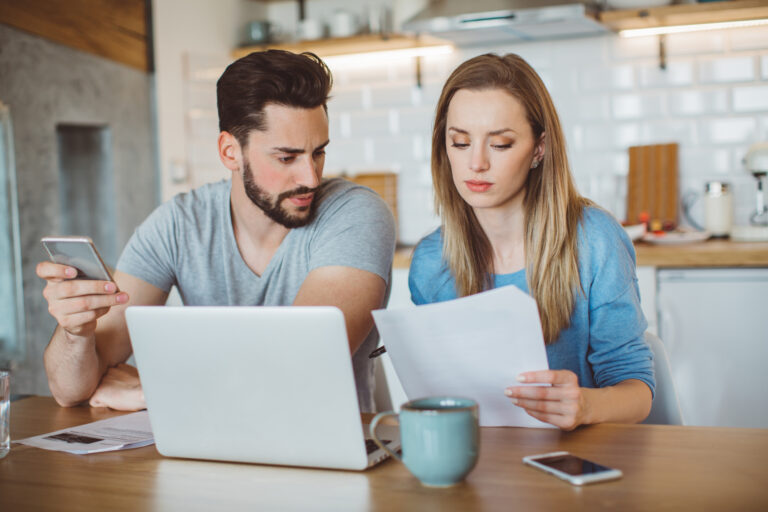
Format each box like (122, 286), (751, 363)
(370, 397), (479, 487)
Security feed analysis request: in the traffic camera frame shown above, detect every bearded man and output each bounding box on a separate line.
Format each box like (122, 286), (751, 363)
(37, 51), (395, 412)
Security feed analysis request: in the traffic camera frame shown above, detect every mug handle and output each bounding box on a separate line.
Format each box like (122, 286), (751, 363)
(370, 411), (401, 461)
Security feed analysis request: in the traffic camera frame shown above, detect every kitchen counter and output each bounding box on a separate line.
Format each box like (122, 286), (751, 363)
(634, 239), (768, 267)
(393, 240), (768, 269)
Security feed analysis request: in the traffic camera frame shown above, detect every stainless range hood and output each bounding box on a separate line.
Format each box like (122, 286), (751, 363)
(402, 0), (608, 46)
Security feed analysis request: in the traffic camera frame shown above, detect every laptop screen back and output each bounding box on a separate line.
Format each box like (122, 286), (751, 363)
(126, 306), (370, 469)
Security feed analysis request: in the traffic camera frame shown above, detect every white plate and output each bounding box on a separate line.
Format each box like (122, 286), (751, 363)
(641, 230), (710, 245)
(623, 224), (646, 241)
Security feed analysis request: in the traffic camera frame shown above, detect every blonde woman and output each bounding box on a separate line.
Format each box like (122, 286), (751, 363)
(409, 54), (654, 430)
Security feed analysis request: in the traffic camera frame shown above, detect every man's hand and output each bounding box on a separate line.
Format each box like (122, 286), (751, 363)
(37, 261), (129, 339)
(89, 364), (146, 411)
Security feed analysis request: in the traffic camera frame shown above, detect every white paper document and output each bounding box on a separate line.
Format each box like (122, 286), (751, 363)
(373, 286), (553, 427)
(16, 410), (154, 454)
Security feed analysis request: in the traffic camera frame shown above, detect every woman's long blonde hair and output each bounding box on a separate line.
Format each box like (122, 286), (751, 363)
(431, 53), (590, 344)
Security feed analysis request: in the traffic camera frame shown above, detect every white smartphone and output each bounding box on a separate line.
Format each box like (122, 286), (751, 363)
(522, 451), (623, 486)
(41, 236), (116, 283)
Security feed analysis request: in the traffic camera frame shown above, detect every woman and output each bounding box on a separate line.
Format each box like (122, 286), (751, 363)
(409, 53), (654, 430)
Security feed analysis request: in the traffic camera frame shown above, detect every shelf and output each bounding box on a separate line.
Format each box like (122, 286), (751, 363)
(232, 33), (451, 60)
(599, 0), (768, 32)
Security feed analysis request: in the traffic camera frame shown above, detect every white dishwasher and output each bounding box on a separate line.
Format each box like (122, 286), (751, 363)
(657, 268), (768, 428)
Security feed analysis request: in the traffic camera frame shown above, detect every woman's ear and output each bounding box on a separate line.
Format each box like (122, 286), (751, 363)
(535, 132), (546, 162)
(218, 131), (241, 173)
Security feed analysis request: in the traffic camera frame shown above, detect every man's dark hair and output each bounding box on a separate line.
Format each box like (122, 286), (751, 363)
(217, 50), (332, 148)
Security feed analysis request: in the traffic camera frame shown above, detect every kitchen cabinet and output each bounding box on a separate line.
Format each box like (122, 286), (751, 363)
(656, 268), (768, 428)
(598, 0), (768, 32)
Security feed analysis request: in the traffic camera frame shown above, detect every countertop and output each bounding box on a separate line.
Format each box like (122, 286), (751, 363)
(393, 240), (768, 269)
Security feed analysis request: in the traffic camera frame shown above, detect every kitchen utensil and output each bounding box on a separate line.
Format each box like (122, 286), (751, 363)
(641, 229), (710, 245)
(297, 18), (325, 41)
(329, 10), (359, 38)
(704, 181), (732, 238)
(244, 20), (278, 45)
(743, 142), (768, 226)
(626, 143), (679, 228)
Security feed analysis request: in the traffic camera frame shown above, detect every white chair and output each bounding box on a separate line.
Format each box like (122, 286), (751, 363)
(642, 331), (685, 426)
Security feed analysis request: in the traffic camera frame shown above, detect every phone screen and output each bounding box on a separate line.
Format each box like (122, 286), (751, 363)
(533, 454), (613, 476)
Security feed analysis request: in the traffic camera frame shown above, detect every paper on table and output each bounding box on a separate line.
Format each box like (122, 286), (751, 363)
(372, 285), (553, 427)
(15, 410), (154, 454)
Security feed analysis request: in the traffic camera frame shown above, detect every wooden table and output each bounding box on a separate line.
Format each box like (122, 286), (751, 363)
(2, 397), (767, 511)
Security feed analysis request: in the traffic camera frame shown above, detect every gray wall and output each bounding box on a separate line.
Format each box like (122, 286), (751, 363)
(0, 24), (159, 394)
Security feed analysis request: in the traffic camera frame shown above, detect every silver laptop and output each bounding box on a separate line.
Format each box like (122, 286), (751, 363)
(125, 306), (400, 470)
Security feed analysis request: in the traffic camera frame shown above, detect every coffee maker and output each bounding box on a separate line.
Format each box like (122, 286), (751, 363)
(744, 142), (768, 226)
(731, 143), (768, 241)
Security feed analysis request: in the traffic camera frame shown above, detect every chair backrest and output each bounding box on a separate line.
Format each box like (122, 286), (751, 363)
(642, 331), (685, 425)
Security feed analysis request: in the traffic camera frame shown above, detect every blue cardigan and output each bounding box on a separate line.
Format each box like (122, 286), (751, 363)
(408, 207), (655, 396)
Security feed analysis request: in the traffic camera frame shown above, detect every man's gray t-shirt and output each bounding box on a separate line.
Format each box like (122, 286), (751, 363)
(117, 177), (396, 412)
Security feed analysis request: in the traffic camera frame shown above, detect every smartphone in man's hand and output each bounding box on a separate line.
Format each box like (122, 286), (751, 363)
(41, 236), (116, 284)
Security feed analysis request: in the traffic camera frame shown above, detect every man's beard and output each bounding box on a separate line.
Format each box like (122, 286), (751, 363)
(242, 160), (319, 229)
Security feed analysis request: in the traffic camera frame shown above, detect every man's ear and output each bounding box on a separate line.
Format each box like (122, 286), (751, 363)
(218, 131), (241, 173)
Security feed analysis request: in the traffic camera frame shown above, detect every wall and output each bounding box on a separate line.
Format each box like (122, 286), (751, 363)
(172, 2), (768, 245)
(0, 24), (157, 394)
(152, 0), (265, 201)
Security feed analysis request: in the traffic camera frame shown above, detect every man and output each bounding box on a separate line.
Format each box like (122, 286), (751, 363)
(37, 50), (395, 412)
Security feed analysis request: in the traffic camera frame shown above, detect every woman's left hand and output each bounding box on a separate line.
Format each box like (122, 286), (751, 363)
(505, 370), (590, 431)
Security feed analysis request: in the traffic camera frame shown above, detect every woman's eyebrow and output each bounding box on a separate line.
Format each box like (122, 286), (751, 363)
(447, 127), (516, 136)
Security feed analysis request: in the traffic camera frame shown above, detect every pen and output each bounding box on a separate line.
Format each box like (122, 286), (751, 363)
(368, 345), (387, 359)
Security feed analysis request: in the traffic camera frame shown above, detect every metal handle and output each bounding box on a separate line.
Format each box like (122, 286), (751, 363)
(369, 411), (401, 462)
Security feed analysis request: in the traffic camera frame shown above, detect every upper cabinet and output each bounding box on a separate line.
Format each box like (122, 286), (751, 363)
(599, 0), (768, 35)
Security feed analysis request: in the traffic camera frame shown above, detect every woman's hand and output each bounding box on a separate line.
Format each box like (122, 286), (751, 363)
(505, 370), (591, 431)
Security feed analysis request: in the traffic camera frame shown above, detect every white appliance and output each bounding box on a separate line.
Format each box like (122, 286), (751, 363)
(657, 268), (768, 428)
(402, 0), (607, 46)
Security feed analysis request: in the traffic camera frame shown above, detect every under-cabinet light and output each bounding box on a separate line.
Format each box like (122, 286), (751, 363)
(322, 44), (453, 67)
(620, 18), (768, 38)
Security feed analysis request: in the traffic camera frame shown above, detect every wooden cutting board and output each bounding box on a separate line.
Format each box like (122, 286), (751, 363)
(627, 143), (678, 228)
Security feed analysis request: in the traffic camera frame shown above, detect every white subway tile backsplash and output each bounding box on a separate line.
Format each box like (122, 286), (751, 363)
(580, 123), (640, 150)
(701, 117), (758, 145)
(323, 138), (368, 173)
(579, 65), (635, 91)
(698, 56), (756, 84)
(611, 36), (658, 60)
(371, 135), (422, 166)
(348, 109), (393, 137)
(183, 25), (768, 239)
(667, 32), (725, 56)
(667, 90), (729, 116)
(638, 60), (694, 88)
(729, 26), (768, 51)
(331, 62), (397, 87)
(370, 83), (418, 109)
(328, 88), (365, 111)
(612, 93), (665, 120)
(679, 147), (731, 176)
(397, 106), (434, 135)
(733, 85), (768, 112)
(641, 119), (698, 146)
